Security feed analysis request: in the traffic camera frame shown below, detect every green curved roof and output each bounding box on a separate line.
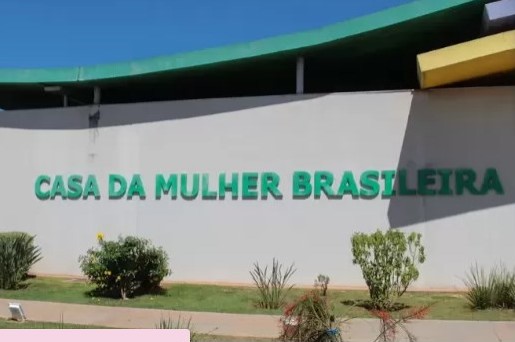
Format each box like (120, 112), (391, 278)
(0, 0), (488, 84)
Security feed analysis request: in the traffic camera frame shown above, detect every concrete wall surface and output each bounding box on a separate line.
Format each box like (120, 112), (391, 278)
(0, 86), (514, 289)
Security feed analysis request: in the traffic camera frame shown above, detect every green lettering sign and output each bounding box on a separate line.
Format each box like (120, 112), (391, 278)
(218, 173), (239, 199)
(127, 174), (146, 199)
(398, 169), (416, 195)
(67, 175), (83, 199)
(314, 171), (335, 199)
(35, 175), (51, 200)
(456, 169), (480, 195)
(480, 168), (504, 195)
(109, 174), (127, 199)
(381, 170), (396, 197)
(202, 173), (217, 199)
(360, 170), (380, 198)
(181, 174), (199, 200)
(293, 171), (312, 199)
(33, 168), (505, 201)
(242, 172), (259, 199)
(418, 169), (436, 196)
(261, 172), (282, 199)
(155, 174), (177, 199)
(83, 175), (100, 199)
(437, 169), (453, 195)
(51, 175), (67, 199)
(337, 171), (359, 197)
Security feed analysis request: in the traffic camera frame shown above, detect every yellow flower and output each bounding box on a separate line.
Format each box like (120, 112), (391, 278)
(96, 232), (104, 241)
(104, 270), (111, 276)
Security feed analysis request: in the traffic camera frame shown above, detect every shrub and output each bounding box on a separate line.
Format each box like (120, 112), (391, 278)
(280, 290), (343, 342)
(250, 258), (296, 309)
(491, 265), (515, 309)
(463, 264), (492, 310)
(351, 229), (426, 310)
(0, 232), (42, 289)
(79, 234), (171, 299)
(315, 274), (330, 297)
(156, 316), (199, 342)
(464, 263), (515, 309)
(370, 306), (430, 342)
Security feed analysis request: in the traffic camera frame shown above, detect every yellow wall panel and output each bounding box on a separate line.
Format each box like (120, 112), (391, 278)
(417, 30), (515, 88)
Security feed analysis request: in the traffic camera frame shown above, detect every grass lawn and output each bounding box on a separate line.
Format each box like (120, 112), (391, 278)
(0, 277), (513, 321)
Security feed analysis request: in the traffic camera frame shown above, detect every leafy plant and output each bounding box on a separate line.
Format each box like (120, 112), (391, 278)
(79, 234), (171, 299)
(280, 290), (345, 342)
(464, 263), (515, 309)
(156, 315), (199, 342)
(464, 264), (492, 310)
(250, 258), (296, 309)
(0, 232), (42, 289)
(315, 274), (330, 297)
(351, 229), (425, 310)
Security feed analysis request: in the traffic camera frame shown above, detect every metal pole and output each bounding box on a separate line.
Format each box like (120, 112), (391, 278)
(93, 86), (101, 105)
(296, 57), (304, 94)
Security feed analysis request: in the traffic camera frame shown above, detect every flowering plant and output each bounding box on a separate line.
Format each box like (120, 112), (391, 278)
(96, 232), (104, 242)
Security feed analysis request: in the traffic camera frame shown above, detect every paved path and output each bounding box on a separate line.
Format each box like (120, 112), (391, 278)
(1, 298), (514, 341)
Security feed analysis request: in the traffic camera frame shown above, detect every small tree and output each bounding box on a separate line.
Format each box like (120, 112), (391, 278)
(351, 229), (425, 310)
(79, 234), (171, 299)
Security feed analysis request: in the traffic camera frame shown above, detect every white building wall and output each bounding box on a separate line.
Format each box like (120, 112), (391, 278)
(0, 86), (514, 289)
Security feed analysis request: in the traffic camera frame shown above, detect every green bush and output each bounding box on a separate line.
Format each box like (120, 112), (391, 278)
(79, 235), (171, 299)
(250, 258), (296, 309)
(351, 229), (426, 310)
(464, 263), (515, 310)
(0, 232), (42, 289)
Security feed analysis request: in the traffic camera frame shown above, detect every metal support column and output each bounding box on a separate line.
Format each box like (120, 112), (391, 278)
(296, 57), (304, 94)
(93, 86), (101, 104)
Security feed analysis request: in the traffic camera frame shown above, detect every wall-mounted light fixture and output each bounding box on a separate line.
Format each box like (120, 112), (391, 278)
(8, 303), (26, 322)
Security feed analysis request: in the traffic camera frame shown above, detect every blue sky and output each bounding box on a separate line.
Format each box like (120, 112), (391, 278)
(0, 0), (412, 68)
